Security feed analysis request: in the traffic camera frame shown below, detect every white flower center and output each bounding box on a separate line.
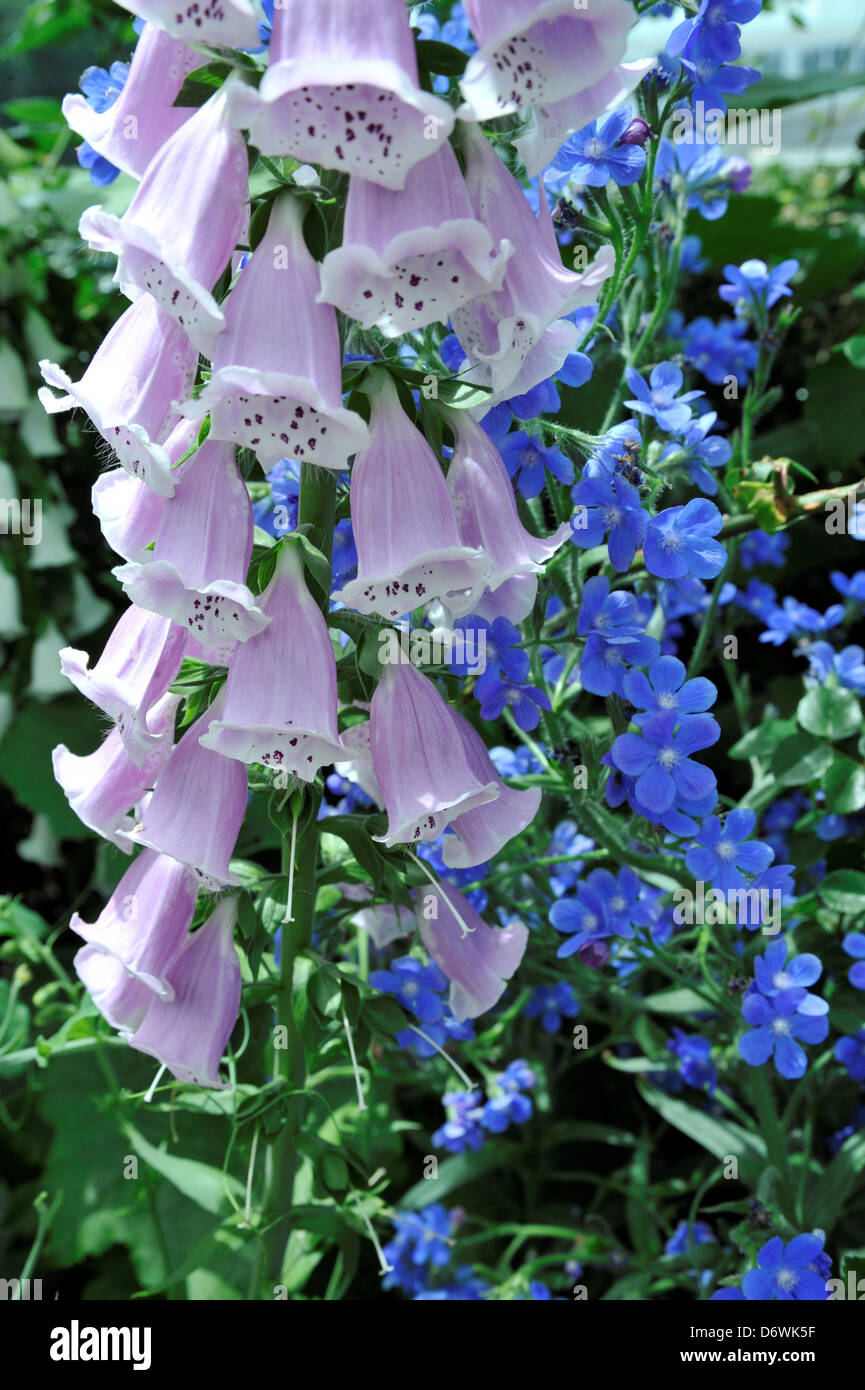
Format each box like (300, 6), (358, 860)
(717, 839), (736, 861)
(658, 747), (679, 768)
(658, 691), (677, 709)
(772, 1017), (791, 1036)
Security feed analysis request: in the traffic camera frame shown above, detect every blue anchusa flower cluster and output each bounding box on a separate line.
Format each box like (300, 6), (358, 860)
(432, 1061), (537, 1153)
(369, 955), (475, 1059)
(713, 1232), (833, 1301)
(738, 939), (829, 1080)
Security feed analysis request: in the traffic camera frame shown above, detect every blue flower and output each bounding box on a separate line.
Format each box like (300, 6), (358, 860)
(451, 616), (528, 684)
(545, 105), (647, 190)
(670, 0), (763, 69)
(758, 596), (845, 646)
(735, 578), (778, 620)
(740, 528), (790, 570)
(661, 412), (732, 495)
(753, 938), (822, 998)
(835, 1030), (865, 1082)
(680, 235), (708, 274)
(369, 956), (448, 1024)
(739, 970), (829, 1080)
(623, 654), (717, 728)
(432, 1090), (486, 1154)
(625, 362), (704, 433)
(475, 675), (551, 732)
(570, 473), (649, 572)
(499, 430), (574, 499)
(842, 933), (865, 990)
(489, 745), (545, 778)
(685, 808), (773, 891)
(252, 457), (301, 535)
(550, 878), (612, 959)
(547, 819), (596, 896)
(611, 710), (720, 813)
(75, 59), (130, 186)
(383, 1205), (453, 1294)
(481, 1060), (537, 1133)
(801, 641), (865, 696)
(682, 315), (759, 385)
(742, 1234), (830, 1302)
(665, 1220), (715, 1257)
(667, 1029), (717, 1092)
(644, 499), (726, 581)
(524, 982), (580, 1032)
(683, 56), (761, 112)
(655, 137), (740, 220)
(719, 258), (799, 316)
(332, 519), (357, 584)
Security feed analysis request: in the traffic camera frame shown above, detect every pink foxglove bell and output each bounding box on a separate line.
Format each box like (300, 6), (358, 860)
(444, 714), (541, 868)
(52, 693), (177, 850)
(447, 409), (570, 621)
(199, 541), (344, 780)
(128, 896), (242, 1088)
(418, 883), (528, 1021)
(450, 123), (614, 409)
(79, 82), (248, 357)
(113, 0), (261, 49)
(333, 374), (487, 621)
(179, 194), (369, 471)
(74, 946), (159, 1034)
(62, 23), (204, 180)
(369, 662), (499, 847)
(71, 848), (197, 1000)
(122, 690), (248, 890)
(227, 0), (455, 190)
(39, 297), (197, 496)
(112, 439), (270, 662)
(60, 605), (187, 768)
(515, 60), (656, 178)
(458, 0), (645, 169)
(91, 419), (196, 563)
(318, 141), (511, 337)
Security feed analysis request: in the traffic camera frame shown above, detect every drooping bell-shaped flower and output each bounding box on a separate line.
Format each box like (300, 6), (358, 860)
(62, 23), (204, 180)
(458, 0), (641, 163)
(70, 848), (197, 999)
(418, 882), (528, 1021)
(91, 419), (196, 562)
(333, 374), (487, 620)
(351, 903), (415, 949)
(318, 141), (512, 337)
(227, 0), (455, 190)
(199, 541), (344, 780)
(39, 296), (197, 497)
(122, 690), (248, 890)
(113, 0), (260, 49)
(74, 946), (158, 1034)
(446, 409), (569, 621)
(444, 713), (541, 868)
(52, 693), (177, 849)
(515, 59), (656, 178)
(369, 662), (499, 847)
(79, 82), (248, 356)
(60, 604), (188, 768)
(128, 896), (242, 1088)
(112, 439), (270, 662)
(450, 124), (614, 410)
(179, 194), (368, 472)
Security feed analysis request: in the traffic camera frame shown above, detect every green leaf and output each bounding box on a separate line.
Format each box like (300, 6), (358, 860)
(771, 731), (834, 787)
(123, 1123), (243, 1217)
(797, 687), (862, 742)
(288, 530), (333, 605)
(173, 62), (235, 108)
(638, 1086), (767, 1185)
(415, 39), (470, 77)
(436, 377), (493, 410)
(810, 1130), (865, 1233)
(322, 815), (387, 890)
(728, 719), (796, 760)
(0, 697), (107, 839)
(841, 336), (865, 370)
(747, 68), (865, 111)
(400, 1143), (519, 1209)
(824, 757), (865, 814)
(817, 870), (865, 917)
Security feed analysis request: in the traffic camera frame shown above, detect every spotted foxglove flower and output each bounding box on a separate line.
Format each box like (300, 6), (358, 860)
(443, 714), (541, 869)
(38, 297), (197, 497)
(180, 194), (369, 471)
(457, 0), (652, 175)
(52, 695), (177, 850)
(91, 419), (197, 562)
(60, 605), (188, 768)
(62, 23), (203, 180)
(112, 439), (269, 663)
(418, 882), (528, 1021)
(113, 0), (260, 50)
(227, 0), (455, 189)
(318, 140), (511, 336)
(128, 896), (242, 1089)
(79, 82), (248, 356)
(122, 690), (248, 890)
(71, 848), (197, 1002)
(369, 662), (499, 847)
(450, 123), (614, 411)
(199, 542), (344, 780)
(333, 374), (487, 620)
(446, 410), (570, 622)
